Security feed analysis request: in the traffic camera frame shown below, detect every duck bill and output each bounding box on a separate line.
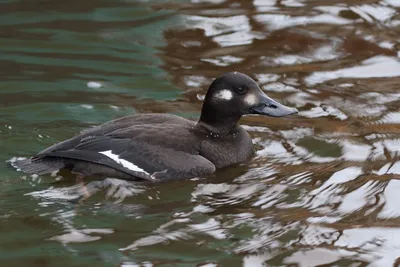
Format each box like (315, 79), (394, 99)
(251, 92), (298, 117)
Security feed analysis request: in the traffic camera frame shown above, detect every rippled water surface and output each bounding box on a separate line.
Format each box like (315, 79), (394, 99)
(2, 0), (400, 266)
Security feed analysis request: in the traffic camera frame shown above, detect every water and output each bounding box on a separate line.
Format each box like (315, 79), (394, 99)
(1, 0), (400, 266)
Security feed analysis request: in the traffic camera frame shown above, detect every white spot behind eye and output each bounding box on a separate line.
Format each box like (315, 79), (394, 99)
(214, 89), (233, 101)
(244, 94), (258, 106)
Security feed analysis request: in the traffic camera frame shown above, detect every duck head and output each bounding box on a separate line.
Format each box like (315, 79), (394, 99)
(199, 72), (298, 130)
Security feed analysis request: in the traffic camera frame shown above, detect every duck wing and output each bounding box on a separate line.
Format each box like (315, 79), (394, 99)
(37, 113), (194, 155)
(15, 127), (215, 181)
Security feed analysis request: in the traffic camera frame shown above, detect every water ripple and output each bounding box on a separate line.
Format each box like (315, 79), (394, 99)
(2, 0), (400, 266)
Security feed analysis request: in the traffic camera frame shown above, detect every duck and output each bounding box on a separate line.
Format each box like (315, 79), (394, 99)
(12, 72), (298, 182)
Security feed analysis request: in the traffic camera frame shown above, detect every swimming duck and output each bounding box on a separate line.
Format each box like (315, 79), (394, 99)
(12, 72), (298, 182)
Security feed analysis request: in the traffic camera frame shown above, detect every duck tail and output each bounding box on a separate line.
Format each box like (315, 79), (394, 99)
(8, 157), (63, 175)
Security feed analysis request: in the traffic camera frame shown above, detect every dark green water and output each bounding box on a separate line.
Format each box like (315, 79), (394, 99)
(2, 0), (400, 266)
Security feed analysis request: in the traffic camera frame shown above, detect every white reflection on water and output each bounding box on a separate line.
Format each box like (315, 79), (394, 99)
(385, 0), (400, 7)
(313, 167), (363, 193)
(27, 179), (146, 246)
(378, 180), (400, 219)
(48, 228), (114, 244)
(350, 4), (396, 22)
(264, 43), (342, 67)
(253, 0), (279, 12)
(201, 55), (243, 66)
(243, 253), (276, 267)
(308, 167), (363, 210)
(120, 216), (227, 251)
(338, 180), (382, 215)
(255, 13), (354, 31)
(305, 56), (400, 85)
(379, 112), (400, 124)
(284, 248), (355, 267)
(341, 140), (371, 162)
(252, 184), (287, 209)
(333, 227), (400, 265)
(121, 261), (153, 267)
(262, 82), (299, 92)
(86, 81), (103, 89)
(189, 218), (227, 239)
(186, 15), (261, 46)
(376, 161), (400, 175)
(299, 106), (348, 120)
(27, 178), (146, 202)
(26, 184), (84, 201)
(372, 139), (400, 160)
(359, 92), (400, 105)
(254, 73), (280, 84)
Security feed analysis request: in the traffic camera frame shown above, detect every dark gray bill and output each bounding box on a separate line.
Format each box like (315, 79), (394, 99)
(251, 91), (298, 117)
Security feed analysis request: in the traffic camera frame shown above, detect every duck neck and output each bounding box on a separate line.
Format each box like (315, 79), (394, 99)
(198, 105), (241, 135)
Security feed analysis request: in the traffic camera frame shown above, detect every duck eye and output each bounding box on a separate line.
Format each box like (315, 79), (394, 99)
(236, 87), (247, 95)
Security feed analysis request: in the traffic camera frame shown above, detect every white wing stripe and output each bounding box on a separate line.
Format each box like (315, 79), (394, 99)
(99, 150), (149, 174)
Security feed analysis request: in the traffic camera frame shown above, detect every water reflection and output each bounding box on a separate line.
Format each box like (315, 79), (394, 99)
(2, 0), (400, 266)
(306, 56), (400, 85)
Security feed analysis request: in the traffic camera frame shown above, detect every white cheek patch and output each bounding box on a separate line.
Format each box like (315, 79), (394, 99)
(244, 93), (258, 106)
(100, 150), (149, 174)
(214, 89), (233, 101)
